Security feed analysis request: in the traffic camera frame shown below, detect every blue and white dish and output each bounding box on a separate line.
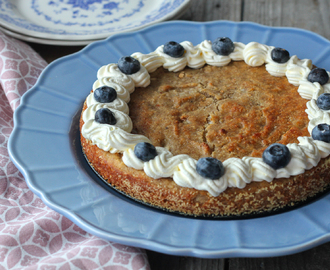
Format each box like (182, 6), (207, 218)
(0, 0), (191, 43)
(0, 25), (97, 45)
(8, 21), (330, 258)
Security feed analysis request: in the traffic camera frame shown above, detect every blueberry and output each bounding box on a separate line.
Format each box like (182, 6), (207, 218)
(94, 86), (117, 103)
(134, 142), (157, 161)
(317, 93), (330, 110)
(271, 47), (290, 63)
(308, 68), (329, 85)
(312, 123), (330, 142)
(163, 41), (185, 58)
(211, 37), (235, 56)
(262, 143), (291, 170)
(118, 56), (140, 75)
(196, 157), (225, 180)
(95, 108), (117, 125)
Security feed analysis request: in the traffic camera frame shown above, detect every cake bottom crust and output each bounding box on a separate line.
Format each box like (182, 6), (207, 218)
(80, 128), (330, 217)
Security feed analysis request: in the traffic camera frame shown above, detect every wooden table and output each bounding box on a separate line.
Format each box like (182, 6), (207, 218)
(26, 1), (330, 269)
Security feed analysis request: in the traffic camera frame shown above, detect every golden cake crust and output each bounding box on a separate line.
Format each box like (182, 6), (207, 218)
(80, 62), (330, 217)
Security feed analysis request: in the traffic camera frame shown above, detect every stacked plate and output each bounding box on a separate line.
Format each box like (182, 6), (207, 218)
(0, 0), (191, 45)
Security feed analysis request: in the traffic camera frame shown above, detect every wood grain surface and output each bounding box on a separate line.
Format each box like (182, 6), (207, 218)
(26, 0), (330, 269)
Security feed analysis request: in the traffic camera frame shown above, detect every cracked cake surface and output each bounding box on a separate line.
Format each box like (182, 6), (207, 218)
(129, 62), (310, 161)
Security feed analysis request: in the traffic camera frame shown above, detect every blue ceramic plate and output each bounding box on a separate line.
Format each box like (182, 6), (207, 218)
(8, 21), (330, 258)
(0, 0), (190, 42)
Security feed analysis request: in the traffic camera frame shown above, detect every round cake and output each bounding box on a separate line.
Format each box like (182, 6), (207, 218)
(80, 38), (330, 217)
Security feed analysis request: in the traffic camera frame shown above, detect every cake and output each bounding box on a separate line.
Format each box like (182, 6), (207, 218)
(80, 37), (330, 217)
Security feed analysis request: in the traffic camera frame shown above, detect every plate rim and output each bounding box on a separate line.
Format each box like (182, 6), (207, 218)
(8, 20), (330, 258)
(0, 0), (191, 41)
(0, 25), (100, 46)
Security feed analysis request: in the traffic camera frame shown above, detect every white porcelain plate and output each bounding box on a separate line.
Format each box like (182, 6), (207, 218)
(8, 21), (330, 258)
(0, 0), (190, 42)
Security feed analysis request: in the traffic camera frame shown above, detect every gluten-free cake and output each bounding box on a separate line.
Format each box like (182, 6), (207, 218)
(80, 37), (330, 217)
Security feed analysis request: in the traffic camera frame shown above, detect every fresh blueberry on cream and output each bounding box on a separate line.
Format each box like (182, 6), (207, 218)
(94, 86), (117, 103)
(118, 56), (141, 75)
(317, 93), (330, 110)
(196, 157), (225, 179)
(95, 108), (117, 125)
(134, 142), (158, 161)
(312, 124), (330, 142)
(163, 41), (185, 58)
(271, 47), (290, 63)
(211, 37), (234, 56)
(262, 143), (291, 170)
(308, 68), (329, 85)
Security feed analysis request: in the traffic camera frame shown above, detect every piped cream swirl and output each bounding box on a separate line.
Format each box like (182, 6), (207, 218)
(199, 40), (232, 66)
(243, 42), (269, 67)
(155, 45), (188, 72)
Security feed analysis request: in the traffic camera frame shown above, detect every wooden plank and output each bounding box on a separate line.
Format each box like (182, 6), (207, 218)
(146, 250), (226, 270)
(27, 43), (85, 63)
(180, 0), (242, 21)
(228, 241), (330, 270)
(243, 0), (330, 40)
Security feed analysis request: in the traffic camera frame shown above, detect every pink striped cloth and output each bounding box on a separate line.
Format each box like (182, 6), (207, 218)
(0, 31), (150, 270)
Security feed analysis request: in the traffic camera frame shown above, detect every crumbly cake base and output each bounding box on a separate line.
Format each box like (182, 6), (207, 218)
(80, 117), (330, 217)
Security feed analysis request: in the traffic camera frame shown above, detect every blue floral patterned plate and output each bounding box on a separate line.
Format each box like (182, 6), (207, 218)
(0, 0), (190, 42)
(8, 21), (330, 258)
